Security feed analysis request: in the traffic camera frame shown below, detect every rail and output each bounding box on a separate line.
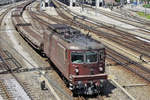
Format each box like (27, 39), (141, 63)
(0, 49), (34, 100)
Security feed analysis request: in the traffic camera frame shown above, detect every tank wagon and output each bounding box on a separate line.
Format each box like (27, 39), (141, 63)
(12, 6), (107, 94)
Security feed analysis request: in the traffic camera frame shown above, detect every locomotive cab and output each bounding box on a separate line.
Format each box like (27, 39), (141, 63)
(68, 48), (107, 95)
(70, 49), (105, 75)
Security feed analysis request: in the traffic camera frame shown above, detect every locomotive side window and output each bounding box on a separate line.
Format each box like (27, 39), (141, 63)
(71, 52), (84, 63)
(85, 52), (97, 63)
(100, 50), (105, 60)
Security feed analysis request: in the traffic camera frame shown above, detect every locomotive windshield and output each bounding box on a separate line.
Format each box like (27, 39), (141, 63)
(71, 52), (84, 63)
(85, 52), (97, 63)
(71, 51), (98, 64)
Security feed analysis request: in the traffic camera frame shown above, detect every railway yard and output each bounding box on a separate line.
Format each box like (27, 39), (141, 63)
(0, 0), (150, 100)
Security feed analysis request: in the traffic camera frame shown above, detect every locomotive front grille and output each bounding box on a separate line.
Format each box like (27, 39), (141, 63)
(72, 73), (107, 81)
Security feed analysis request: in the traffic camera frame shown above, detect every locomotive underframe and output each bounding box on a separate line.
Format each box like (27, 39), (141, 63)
(69, 73), (107, 95)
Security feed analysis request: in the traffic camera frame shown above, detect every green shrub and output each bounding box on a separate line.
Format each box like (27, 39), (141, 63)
(143, 4), (150, 8)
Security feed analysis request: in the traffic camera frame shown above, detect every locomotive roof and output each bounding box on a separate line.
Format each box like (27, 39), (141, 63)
(48, 24), (104, 50)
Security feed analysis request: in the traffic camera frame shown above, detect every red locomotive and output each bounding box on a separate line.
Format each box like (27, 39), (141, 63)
(45, 24), (107, 95)
(12, 6), (107, 94)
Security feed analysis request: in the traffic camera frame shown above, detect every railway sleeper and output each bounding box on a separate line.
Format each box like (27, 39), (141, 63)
(3, 50), (22, 69)
(0, 67), (51, 74)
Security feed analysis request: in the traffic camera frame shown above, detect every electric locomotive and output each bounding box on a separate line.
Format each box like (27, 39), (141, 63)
(45, 24), (107, 95)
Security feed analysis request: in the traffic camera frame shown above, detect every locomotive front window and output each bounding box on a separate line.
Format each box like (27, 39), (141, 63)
(71, 52), (84, 63)
(85, 52), (97, 63)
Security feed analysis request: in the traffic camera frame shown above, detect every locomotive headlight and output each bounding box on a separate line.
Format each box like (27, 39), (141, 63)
(85, 83), (87, 87)
(75, 68), (79, 73)
(99, 67), (103, 72)
(75, 67), (79, 75)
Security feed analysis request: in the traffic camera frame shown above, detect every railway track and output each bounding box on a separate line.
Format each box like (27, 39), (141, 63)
(82, 5), (150, 30)
(113, 7), (150, 24)
(0, 79), (13, 100)
(0, 1), (47, 100)
(53, 3), (150, 52)
(0, 48), (33, 100)
(107, 49), (150, 82)
(52, 4), (148, 52)
(92, 5), (150, 24)
(82, 5), (150, 38)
